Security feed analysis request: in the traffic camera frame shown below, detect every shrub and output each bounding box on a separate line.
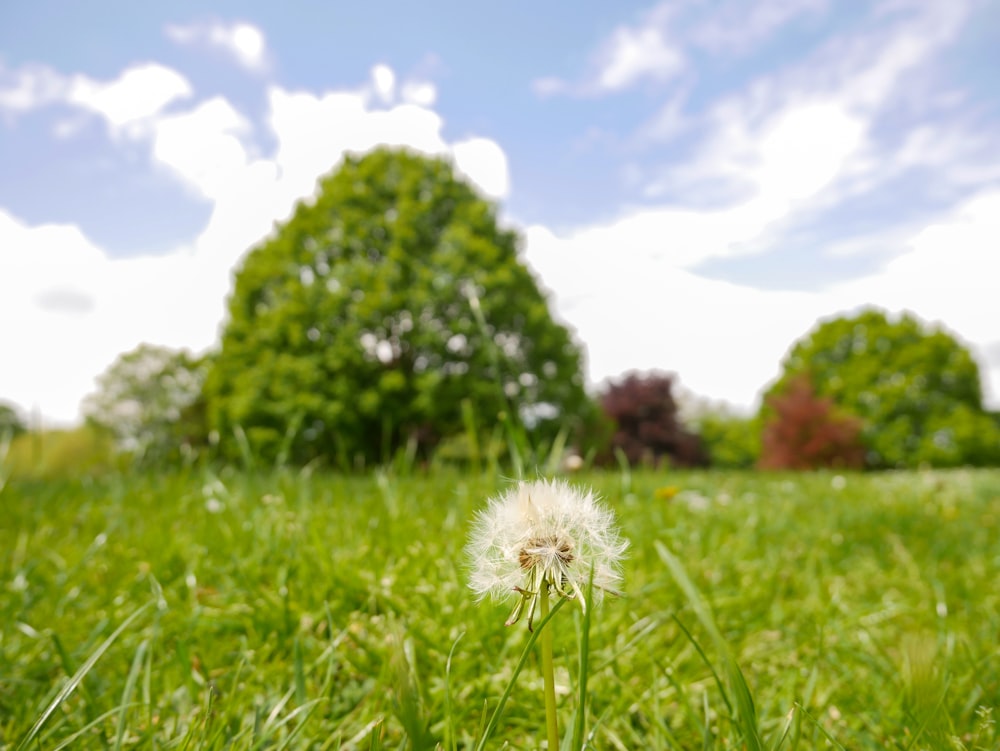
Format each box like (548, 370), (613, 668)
(599, 372), (706, 468)
(696, 411), (761, 469)
(759, 374), (865, 470)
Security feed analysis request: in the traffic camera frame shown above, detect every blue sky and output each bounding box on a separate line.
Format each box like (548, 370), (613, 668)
(2, 0), (999, 424)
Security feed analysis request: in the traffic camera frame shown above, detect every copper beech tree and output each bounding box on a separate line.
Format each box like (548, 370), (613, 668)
(599, 372), (706, 468)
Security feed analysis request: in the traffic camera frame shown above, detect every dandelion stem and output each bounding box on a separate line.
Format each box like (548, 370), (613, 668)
(539, 584), (559, 749)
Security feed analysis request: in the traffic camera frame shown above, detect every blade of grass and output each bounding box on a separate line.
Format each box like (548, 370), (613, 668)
(571, 566), (595, 751)
(656, 541), (762, 751)
(792, 703), (847, 751)
(444, 632), (466, 751)
(113, 638), (149, 751)
(16, 600), (154, 751)
(50, 705), (140, 751)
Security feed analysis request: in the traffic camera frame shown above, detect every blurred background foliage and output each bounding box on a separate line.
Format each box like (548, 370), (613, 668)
(5, 150), (999, 477)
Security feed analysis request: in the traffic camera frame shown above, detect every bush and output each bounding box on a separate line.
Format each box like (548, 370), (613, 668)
(695, 411), (761, 469)
(599, 372), (706, 468)
(759, 374), (865, 470)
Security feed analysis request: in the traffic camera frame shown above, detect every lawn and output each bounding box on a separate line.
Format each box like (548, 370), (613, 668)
(1, 467), (998, 749)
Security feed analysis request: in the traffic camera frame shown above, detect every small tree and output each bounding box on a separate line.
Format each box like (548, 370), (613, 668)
(83, 344), (210, 465)
(759, 374), (865, 470)
(599, 372), (706, 467)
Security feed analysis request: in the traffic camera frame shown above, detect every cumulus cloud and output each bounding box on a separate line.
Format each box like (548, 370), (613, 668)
(0, 62), (191, 132)
(452, 138), (510, 200)
(70, 63), (193, 133)
(165, 20), (269, 71)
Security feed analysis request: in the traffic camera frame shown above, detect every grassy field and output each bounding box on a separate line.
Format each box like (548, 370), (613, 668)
(1, 467), (998, 750)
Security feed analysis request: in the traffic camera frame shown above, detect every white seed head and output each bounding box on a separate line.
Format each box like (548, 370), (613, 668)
(466, 479), (628, 625)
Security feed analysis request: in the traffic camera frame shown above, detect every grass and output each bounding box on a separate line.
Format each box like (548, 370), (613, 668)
(1, 466), (998, 749)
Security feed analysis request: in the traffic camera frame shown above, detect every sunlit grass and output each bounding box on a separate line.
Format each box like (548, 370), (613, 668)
(1, 467), (998, 749)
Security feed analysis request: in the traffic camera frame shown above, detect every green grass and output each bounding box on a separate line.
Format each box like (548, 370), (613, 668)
(1, 467), (999, 749)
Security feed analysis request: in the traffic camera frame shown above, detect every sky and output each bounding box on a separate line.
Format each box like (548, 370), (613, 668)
(2, 0), (999, 426)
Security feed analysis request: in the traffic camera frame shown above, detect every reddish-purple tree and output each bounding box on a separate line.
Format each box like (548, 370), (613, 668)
(759, 374), (866, 470)
(599, 372), (706, 468)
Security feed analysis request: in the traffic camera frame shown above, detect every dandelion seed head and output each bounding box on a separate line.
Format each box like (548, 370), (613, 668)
(466, 479), (627, 624)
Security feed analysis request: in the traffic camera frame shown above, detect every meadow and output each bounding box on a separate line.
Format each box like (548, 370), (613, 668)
(1, 467), (998, 750)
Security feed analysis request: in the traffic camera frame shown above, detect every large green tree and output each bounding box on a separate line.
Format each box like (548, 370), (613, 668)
(83, 344), (210, 465)
(205, 147), (591, 465)
(768, 308), (1000, 468)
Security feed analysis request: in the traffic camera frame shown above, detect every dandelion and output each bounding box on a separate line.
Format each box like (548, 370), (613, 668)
(467, 479), (628, 750)
(466, 479), (628, 629)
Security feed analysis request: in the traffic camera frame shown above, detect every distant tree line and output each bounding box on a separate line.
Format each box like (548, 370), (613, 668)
(6, 149), (1000, 474)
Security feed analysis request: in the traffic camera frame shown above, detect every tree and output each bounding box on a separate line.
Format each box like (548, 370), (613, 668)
(0, 402), (26, 440)
(759, 374), (865, 470)
(599, 372), (706, 467)
(769, 308), (1000, 468)
(83, 344), (210, 465)
(205, 147), (591, 465)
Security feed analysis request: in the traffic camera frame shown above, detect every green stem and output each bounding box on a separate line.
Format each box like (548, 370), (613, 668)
(539, 585), (559, 750)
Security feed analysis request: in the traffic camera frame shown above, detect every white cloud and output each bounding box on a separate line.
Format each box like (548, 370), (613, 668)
(452, 138), (510, 200)
(532, 4), (683, 97)
(150, 97), (253, 199)
(533, 0), (832, 99)
(0, 62), (191, 130)
(70, 63), (192, 132)
(165, 20), (268, 71)
(401, 80), (437, 107)
(594, 21), (684, 92)
(0, 63), (71, 112)
(371, 64), (396, 104)
(832, 190), (1000, 404)
(692, 0), (828, 54)
(523, 222), (830, 408)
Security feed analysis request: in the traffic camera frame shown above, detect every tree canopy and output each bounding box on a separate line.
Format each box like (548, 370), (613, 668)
(768, 308), (1000, 467)
(205, 147), (591, 465)
(82, 343), (209, 465)
(599, 372), (706, 467)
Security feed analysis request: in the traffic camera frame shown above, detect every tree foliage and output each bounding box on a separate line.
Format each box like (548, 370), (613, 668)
(770, 308), (1000, 467)
(759, 374), (865, 470)
(0, 401), (26, 440)
(82, 344), (210, 465)
(205, 147), (591, 465)
(599, 372), (706, 467)
(694, 411), (761, 469)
